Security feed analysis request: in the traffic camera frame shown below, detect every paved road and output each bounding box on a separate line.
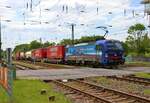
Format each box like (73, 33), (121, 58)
(16, 66), (150, 80)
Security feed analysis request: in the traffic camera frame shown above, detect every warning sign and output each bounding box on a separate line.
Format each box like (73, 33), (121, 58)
(0, 67), (8, 90)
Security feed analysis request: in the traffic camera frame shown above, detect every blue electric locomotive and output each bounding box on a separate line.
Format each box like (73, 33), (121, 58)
(65, 40), (125, 66)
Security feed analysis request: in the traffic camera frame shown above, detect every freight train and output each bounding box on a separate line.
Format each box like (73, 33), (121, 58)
(14, 40), (125, 67)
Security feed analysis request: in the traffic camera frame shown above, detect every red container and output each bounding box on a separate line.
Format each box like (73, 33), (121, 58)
(32, 48), (47, 59)
(15, 52), (21, 60)
(46, 46), (65, 59)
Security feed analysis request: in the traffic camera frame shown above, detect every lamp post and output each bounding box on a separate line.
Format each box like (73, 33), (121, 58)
(71, 24), (75, 46)
(64, 22), (76, 46)
(0, 17), (2, 63)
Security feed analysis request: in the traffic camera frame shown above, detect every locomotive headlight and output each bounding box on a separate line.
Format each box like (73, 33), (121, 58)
(105, 53), (108, 58)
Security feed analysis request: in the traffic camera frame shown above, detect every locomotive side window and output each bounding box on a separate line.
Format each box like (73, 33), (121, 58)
(114, 42), (123, 50)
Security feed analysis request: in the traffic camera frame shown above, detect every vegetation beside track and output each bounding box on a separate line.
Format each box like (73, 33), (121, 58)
(0, 80), (71, 103)
(86, 77), (150, 98)
(125, 62), (150, 67)
(135, 72), (150, 79)
(144, 89), (150, 95)
(13, 61), (77, 69)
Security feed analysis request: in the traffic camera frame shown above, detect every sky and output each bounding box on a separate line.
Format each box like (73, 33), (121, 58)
(0, 0), (149, 50)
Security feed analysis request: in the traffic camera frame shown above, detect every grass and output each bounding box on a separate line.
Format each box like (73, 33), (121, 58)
(0, 80), (71, 103)
(135, 72), (150, 79)
(144, 89), (150, 95)
(125, 62), (150, 67)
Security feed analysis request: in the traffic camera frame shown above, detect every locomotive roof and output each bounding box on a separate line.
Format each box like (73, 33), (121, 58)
(66, 39), (120, 47)
(96, 39), (120, 44)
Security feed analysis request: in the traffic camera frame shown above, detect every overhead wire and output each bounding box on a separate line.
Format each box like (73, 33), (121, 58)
(21, 0), (148, 39)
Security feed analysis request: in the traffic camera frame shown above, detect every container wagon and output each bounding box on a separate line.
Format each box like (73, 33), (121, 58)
(15, 52), (21, 60)
(25, 51), (32, 60)
(20, 52), (26, 60)
(31, 48), (47, 62)
(14, 39), (125, 68)
(46, 45), (65, 63)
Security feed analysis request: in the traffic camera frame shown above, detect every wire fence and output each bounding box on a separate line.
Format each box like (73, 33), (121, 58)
(125, 56), (150, 62)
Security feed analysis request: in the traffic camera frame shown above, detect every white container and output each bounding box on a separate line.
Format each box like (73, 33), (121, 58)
(25, 51), (32, 58)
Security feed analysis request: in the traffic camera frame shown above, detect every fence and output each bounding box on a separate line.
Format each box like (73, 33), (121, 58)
(0, 67), (8, 90)
(125, 56), (150, 62)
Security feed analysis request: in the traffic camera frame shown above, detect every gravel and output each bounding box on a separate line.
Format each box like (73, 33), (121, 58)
(17, 67), (136, 80)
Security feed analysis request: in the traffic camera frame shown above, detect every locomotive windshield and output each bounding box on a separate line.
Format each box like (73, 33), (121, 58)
(106, 41), (123, 50)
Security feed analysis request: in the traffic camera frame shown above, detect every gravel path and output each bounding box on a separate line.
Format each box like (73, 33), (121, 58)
(121, 67), (150, 73)
(17, 67), (137, 80)
(17, 66), (150, 80)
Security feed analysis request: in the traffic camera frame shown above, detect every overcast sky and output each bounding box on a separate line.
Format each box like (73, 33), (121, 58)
(0, 0), (149, 50)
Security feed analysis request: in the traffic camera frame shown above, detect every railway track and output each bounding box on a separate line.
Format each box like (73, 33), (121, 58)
(15, 60), (76, 69)
(106, 75), (150, 86)
(15, 64), (36, 70)
(45, 79), (150, 103)
(124, 75), (150, 82)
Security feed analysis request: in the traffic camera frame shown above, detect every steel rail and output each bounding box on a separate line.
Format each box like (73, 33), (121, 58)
(106, 76), (150, 86)
(45, 80), (150, 103)
(48, 80), (113, 103)
(76, 80), (150, 103)
(123, 75), (150, 82)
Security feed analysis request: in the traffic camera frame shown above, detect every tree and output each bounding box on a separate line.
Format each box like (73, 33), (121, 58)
(59, 39), (73, 45)
(13, 40), (56, 53)
(59, 35), (105, 45)
(122, 42), (129, 55)
(13, 44), (30, 53)
(30, 40), (43, 49)
(43, 41), (56, 47)
(125, 23), (150, 55)
(79, 35), (105, 43)
(13, 35), (105, 53)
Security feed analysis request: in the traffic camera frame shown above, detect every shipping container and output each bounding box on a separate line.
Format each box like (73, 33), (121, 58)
(46, 46), (65, 63)
(15, 52), (21, 60)
(25, 51), (32, 60)
(20, 52), (25, 59)
(31, 48), (47, 60)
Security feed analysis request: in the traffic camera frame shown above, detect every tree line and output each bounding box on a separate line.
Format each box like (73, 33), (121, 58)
(13, 35), (104, 53)
(123, 23), (150, 57)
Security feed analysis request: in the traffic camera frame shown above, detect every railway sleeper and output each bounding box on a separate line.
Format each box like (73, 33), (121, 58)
(111, 97), (128, 102)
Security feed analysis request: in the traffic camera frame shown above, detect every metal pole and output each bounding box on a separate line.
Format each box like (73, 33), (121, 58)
(71, 24), (74, 46)
(6, 48), (13, 103)
(0, 17), (2, 63)
(149, 15), (150, 37)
